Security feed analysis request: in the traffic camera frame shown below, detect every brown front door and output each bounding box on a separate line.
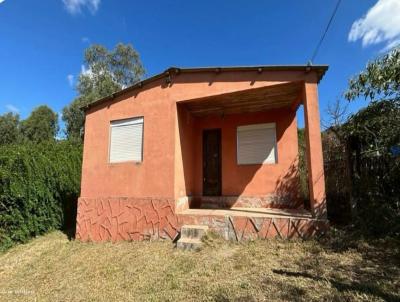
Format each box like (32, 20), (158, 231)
(203, 129), (221, 196)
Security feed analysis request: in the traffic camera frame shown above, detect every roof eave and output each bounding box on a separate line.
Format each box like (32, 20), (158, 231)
(82, 65), (329, 112)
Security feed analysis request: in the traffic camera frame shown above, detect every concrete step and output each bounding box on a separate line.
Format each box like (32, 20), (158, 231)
(176, 238), (203, 251)
(177, 225), (209, 250)
(180, 224), (209, 239)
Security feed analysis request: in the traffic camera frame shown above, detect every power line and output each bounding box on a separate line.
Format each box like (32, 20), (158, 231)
(310, 0), (342, 64)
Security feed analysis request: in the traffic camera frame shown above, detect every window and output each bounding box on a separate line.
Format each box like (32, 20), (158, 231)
(237, 123), (277, 164)
(109, 117), (143, 163)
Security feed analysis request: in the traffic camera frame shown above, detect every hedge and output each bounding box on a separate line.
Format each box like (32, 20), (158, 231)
(0, 141), (82, 250)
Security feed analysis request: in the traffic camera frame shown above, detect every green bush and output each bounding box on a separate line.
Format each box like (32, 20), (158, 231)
(324, 100), (400, 237)
(0, 141), (82, 250)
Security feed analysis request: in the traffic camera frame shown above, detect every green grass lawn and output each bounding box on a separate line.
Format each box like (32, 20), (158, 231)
(0, 231), (398, 302)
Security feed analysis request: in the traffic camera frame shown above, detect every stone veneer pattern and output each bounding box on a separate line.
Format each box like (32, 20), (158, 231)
(76, 197), (179, 242)
(76, 198), (328, 242)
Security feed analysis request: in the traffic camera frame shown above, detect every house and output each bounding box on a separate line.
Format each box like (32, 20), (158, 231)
(76, 65), (329, 242)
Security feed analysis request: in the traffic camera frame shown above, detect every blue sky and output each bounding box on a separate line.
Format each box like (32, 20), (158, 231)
(1, 0), (399, 130)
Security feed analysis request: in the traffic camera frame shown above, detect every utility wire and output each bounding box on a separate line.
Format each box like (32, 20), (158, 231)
(310, 0), (342, 64)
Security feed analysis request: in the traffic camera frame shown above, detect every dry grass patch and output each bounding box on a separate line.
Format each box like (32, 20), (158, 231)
(0, 231), (398, 301)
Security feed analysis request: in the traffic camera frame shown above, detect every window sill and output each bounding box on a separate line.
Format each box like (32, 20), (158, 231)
(108, 161), (143, 166)
(237, 162), (278, 166)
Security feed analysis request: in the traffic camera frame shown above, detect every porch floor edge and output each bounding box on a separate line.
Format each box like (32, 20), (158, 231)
(178, 207), (315, 219)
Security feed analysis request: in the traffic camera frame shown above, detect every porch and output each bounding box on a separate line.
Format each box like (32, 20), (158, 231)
(177, 207), (328, 240)
(175, 79), (327, 231)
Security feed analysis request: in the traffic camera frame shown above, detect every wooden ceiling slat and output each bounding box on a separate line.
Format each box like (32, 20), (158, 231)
(182, 81), (303, 117)
(188, 100), (293, 112)
(186, 93), (298, 109)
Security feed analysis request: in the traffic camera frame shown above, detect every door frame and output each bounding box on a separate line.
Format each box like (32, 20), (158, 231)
(202, 128), (222, 196)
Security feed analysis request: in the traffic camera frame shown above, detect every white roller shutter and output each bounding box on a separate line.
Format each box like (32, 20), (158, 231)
(109, 117), (143, 163)
(237, 123), (277, 164)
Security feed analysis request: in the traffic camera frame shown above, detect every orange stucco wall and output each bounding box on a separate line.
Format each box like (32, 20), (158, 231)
(81, 79), (176, 198)
(80, 70), (320, 204)
(175, 107), (299, 199)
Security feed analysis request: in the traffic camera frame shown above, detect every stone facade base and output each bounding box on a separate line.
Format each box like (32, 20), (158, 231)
(76, 197), (328, 242)
(76, 197), (179, 242)
(178, 213), (328, 240)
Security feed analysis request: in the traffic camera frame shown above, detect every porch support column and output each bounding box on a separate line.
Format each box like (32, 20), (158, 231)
(303, 81), (327, 218)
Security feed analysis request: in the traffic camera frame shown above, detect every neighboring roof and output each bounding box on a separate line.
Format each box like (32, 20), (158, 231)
(83, 65), (329, 111)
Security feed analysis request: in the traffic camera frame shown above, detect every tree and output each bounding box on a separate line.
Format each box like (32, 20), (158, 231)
(324, 98), (349, 130)
(0, 112), (20, 145)
(21, 105), (59, 143)
(326, 46), (400, 235)
(345, 46), (400, 101)
(343, 46), (400, 154)
(342, 99), (400, 154)
(62, 43), (145, 140)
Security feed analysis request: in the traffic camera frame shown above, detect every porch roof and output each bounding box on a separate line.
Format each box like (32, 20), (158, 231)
(180, 81), (303, 116)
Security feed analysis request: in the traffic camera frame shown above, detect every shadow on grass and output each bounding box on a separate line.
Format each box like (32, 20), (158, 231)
(272, 269), (399, 302)
(62, 228), (76, 241)
(61, 194), (77, 241)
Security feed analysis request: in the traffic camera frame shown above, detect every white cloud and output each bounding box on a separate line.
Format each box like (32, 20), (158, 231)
(382, 38), (400, 52)
(5, 104), (19, 113)
(349, 0), (400, 50)
(0, 1), (6, 4)
(62, 0), (101, 15)
(81, 37), (90, 43)
(67, 74), (74, 87)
